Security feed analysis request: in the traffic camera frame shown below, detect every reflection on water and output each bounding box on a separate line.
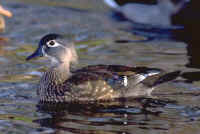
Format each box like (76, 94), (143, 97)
(35, 97), (200, 134)
(0, 0), (200, 134)
(35, 98), (175, 134)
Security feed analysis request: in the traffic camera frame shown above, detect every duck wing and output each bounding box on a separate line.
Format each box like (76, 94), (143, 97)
(62, 65), (163, 101)
(71, 65), (163, 86)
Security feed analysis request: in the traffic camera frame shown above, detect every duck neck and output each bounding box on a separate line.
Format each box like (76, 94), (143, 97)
(50, 62), (71, 83)
(38, 62), (71, 102)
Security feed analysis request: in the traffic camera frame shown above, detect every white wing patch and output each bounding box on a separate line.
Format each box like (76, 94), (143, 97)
(121, 70), (160, 87)
(123, 76), (128, 87)
(135, 74), (146, 83)
(134, 70), (160, 84)
(146, 71), (160, 76)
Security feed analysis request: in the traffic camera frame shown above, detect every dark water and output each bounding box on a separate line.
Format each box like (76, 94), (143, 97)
(1, 0), (200, 134)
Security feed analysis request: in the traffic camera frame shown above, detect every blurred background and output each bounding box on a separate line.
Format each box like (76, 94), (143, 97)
(1, 0), (200, 134)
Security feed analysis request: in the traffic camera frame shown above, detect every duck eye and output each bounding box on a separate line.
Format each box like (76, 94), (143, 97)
(46, 40), (62, 47)
(48, 40), (55, 46)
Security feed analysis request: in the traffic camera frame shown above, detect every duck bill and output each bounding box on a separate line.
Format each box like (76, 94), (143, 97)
(0, 6), (12, 18)
(26, 47), (43, 61)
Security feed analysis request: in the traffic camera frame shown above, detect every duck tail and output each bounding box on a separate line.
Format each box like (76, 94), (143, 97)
(103, 0), (120, 9)
(152, 71), (181, 87)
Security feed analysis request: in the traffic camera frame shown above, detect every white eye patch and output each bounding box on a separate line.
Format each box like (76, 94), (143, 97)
(46, 40), (62, 47)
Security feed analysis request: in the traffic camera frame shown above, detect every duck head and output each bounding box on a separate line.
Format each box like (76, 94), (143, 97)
(26, 33), (78, 66)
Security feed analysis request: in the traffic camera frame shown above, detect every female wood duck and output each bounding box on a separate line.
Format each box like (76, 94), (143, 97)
(26, 34), (180, 103)
(104, 0), (189, 28)
(0, 5), (12, 31)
